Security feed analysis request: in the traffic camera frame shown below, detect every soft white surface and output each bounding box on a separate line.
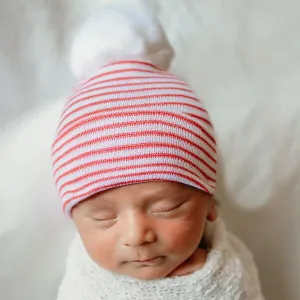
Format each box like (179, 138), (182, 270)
(1, 0), (300, 299)
(0, 99), (75, 300)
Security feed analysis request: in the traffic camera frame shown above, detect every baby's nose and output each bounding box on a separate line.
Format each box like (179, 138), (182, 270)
(121, 211), (156, 247)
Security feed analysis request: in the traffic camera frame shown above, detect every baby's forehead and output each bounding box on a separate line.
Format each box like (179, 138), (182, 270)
(102, 181), (194, 197)
(81, 181), (199, 208)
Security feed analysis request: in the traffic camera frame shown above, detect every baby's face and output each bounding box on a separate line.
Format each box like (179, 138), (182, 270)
(72, 181), (216, 280)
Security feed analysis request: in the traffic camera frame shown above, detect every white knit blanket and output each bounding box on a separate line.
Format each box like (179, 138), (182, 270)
(56, 220), (265, 300)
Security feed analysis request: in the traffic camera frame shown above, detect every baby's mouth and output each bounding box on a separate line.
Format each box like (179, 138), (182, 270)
(132, 256), (164, 266)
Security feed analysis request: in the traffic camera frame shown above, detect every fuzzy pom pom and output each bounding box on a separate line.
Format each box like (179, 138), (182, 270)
(69, 3), (174, 80)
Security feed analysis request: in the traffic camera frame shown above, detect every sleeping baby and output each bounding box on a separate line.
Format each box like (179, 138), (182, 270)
(52, 3), (265, 299)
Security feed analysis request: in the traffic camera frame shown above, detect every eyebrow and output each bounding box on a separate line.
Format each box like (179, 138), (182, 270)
(143, 189), (188, 204)
(84, 200), (115, 212)
(82, 184), (190, 212)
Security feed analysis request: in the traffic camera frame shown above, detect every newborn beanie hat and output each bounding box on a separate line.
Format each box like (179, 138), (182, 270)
(51, 3), (217, 215)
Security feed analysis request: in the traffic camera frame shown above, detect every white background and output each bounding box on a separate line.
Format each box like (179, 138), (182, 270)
(1, 0), (300, 299)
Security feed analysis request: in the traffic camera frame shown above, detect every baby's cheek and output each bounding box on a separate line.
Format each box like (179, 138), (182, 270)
(160, 219), (205, 254)
(83, 232), (118, 269)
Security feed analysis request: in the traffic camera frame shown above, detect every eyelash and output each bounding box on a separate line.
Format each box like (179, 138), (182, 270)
(152, 202), (184, 215)
(93, 217), (118, 225)
(92, 201), (185, 224)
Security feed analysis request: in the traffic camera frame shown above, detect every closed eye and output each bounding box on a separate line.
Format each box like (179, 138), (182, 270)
(92, 216), (118, 227)
(151, 202), (185, 215)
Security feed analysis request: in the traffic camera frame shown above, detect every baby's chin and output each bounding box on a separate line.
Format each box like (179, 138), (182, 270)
(120, 268), (173, 281)
(115, 261), (184, 281)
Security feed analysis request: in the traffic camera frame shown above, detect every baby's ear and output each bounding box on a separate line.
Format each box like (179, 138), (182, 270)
(207, 197), (218, 222)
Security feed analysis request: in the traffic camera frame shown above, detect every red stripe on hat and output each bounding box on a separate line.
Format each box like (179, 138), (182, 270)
(57, 103), (211, 140)
(53, 152), (215, 184)
(69, 80), (189, 103)
(56, 107), (212, 145)
(53, 141), (216, 175)
(61, 170), (210, 201)
(84, 67), (176, 85)
(58, 162), (211, 194)
(75, 75), (180, 95)
(53, 108), (216, 149)
(59, 93), (200, 127)
(53, 122), (216, 163)
(64, 86), (194, 117)
(187, 113), (214, 127)
(79, 62), (163, 88)
(103, 60), (164, 70)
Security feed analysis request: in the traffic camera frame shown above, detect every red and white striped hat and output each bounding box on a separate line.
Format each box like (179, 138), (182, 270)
(51, 4), (217, 215)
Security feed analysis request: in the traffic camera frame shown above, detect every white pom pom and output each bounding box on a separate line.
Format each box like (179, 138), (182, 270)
(69, 3), (174, 80)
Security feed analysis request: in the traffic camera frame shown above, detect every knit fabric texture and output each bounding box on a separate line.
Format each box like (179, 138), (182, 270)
(52, 60), (217, 215)
(56, 219), (265, 300)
